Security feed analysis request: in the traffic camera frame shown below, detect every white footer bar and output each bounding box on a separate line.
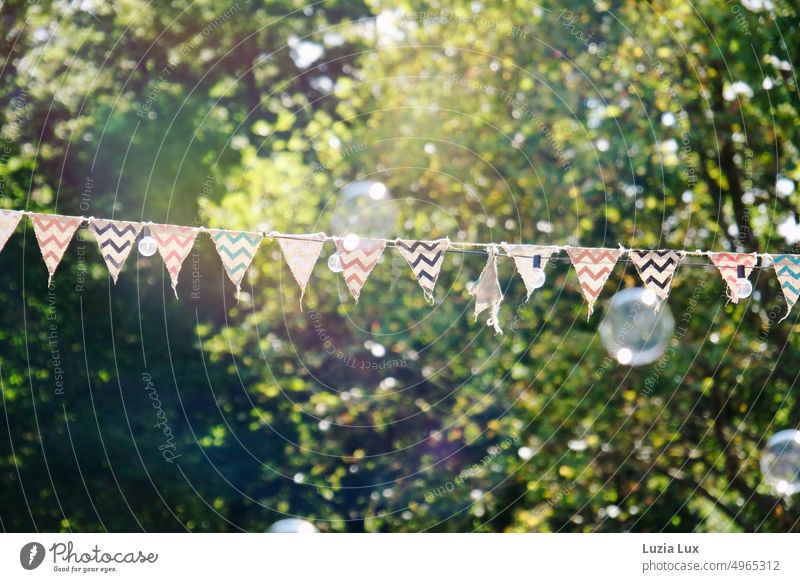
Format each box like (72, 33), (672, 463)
(1, 533), (797, 581)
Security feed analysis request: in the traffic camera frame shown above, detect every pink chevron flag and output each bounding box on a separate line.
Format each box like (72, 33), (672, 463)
(150, 224), (198, 297)
(30, 213), (83, 285)
(709, 252), (757, 304)
(334, 238), (386, 302)
(0, 210), (23, 254)
(567, 247), (622, 317)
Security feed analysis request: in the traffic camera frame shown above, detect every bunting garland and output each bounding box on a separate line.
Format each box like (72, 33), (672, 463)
(334, 237), (386, 302)
(629, 250), (685, 308)
(773, 255), (800, 321)
(567, 247), (622, 317)
(471, 245), (503, 334)
(210, 230), (263, 297)
(396, 238), (449, 303)
(0, 209), (23, 254)
(89, 219), (143, 284)
(149, 224), (198, 297)
(276, 233), (326, 307)
(2, 209), (800, 332)
(502, 243), (557, 301)
(709, 252), (757, 304)
(30, 213), (83, 286)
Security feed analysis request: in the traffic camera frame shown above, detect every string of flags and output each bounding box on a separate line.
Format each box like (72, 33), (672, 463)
(1, 209), (798, 333)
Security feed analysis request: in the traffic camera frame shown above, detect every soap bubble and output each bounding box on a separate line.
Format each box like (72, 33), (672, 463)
(329, 181), (396, 238)
(598, 287), (675, 366)
(327, 253), (343, 272)
(137, 230), (157, 257)
(267, 518), (318, 533)
(760, 429), (800, 496)
(342, 233), (360, 251)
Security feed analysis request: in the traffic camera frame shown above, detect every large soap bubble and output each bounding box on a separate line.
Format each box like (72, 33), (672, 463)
(329, 180), (397, 238)
(267, 518), (318, 533)
(760, 429), (800, 497)
(598, 287), (675, 366)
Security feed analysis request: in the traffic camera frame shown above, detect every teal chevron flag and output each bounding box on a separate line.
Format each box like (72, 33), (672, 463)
(773, 254), (800, 321)
(211, 231), (263, 295)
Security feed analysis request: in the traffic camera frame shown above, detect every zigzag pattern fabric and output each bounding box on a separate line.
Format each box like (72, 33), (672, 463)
(629, 250), (685, 306)
(502, 243), (558, 301)
(773, 254), (800, 321)
(211, 230), (262, 295)
(709, 252), (757, 304)
(567, 247), (622, 317)
(15, 211), (800, 332)
(334, 238), (386, 302)
(276, 233), (326, 307)
(89, 219), (142, 283)
(0, 210), (23, 254)
(30, 213), (83, 285)
(396, 238), (449, 302)
(150, 224), (198, 297)
(471, 245), (503, 334)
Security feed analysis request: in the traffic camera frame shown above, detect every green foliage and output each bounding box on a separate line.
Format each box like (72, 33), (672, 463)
(1, 0), (799, 532)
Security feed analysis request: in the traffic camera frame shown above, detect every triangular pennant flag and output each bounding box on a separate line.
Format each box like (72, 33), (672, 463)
(0, 210), (23, 254)
(501, 243), (558, 301)
(89, 219), (143, 284)
(149, 224), (198, 297)
(29, 213), (83, 285)
(772, 254), (800, 321)
(629, 249), (685, 308)
(567, 247), (622, 317)
(396, 238), (449, 303)
(334, 237), (386, 303)
(470, 245), (503, 334)
(709, 252), (757, 304)
(276, 233), (326, 307)
(210, 230), (263, 297)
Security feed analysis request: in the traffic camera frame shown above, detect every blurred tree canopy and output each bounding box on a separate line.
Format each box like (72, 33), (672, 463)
(1, 0), (799, 532)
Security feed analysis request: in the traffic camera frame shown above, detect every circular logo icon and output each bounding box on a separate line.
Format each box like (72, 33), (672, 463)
(20, 542), (46, 570)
